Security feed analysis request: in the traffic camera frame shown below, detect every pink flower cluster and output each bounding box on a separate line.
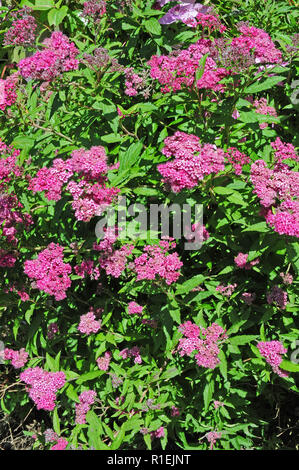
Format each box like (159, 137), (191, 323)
(206, 431), (222, 450)
(44, 429), (68, 450)
(177, 321), (227, 369)
(97, 351), (112, 371)
(225, 147), (251, 175)
(0, 76), (18, 112)
(29, 146), (120, 222)
(119, 346), (142, 364)
(253, 98), (277, 129)
(187, 12), (226, 32)
(28, 158), (73, 201)
(257, 341), (288, 378)
(75, 259), (100, 280)
(24, 243), (72, 301)
(151, 426), (165, 439)
(234, 252), (259, 270)
(148, 39), (229, 94)
(133, 240), (183, 285)
(99, 244), (134, 278)
(20, 367), (66, 411)
(3, 7), (37, 46)
(250, 155), (299, 237)
(82, 0), (106, 23)
(124, 68), (145, 97)
(75, 390), (97, 424)
(280, 272), (293, 285)
(4, 348), (28, 368)
(0, 140), (21, 185)
(18, 31), (79, 81)
(216, 283), (237, 297)
(157, 131), (225, 192)
(67, 180), (120, 222)
(128, 301), (144, 316)
(267, 285), (288, 310)
(271, 137), (299, 164)
(0, 193), (32, 245)
(231, 24), (282, 64)
(78, 309), (102, 335)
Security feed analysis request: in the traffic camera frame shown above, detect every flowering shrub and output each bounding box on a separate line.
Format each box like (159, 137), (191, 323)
(0, 0), (298, 452)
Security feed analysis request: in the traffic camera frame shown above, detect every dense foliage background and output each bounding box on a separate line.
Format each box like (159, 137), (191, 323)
(0, 0), (298, 450)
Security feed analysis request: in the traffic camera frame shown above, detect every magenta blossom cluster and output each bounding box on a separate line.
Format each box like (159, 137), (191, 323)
(151, 426), (165, 439)
(157, 131), (225, 192)
(20, 367), (66, 411)
(4, 348), (28, 368)
(271, 137), (299, 164)
(128, 301), (144, 316)
(231, 23), (282, 64)
(78, 309), (102, 335)
(253, 98), (277, 129)
(206, 431), (222, 450)
(234, 253), (259, 269)
(75, 259), (100, 280)
(119, 346), (142, 364)
(97, 351), (112, 371)
(177, 321), (227, 369)
(75, 390), (97, 424)
(225, 147), (251, 175)
(250, 154), (299, 237)
(148, 39), (229, 94)
(82, 0), (106, 23)
(3, 7), (37, 46)
(0, 139), (22, 186)
(24, 243), (72, 301)
(99, 243), (134, 278)
(18, 31), (79, 81)
(44, 429), (68, 450)
(257, 341), (288, 378)
(216, 283), (237, 297)
(132, 240), (183, 285)
(267, 285), (288, 310)
(187, 12), (226, 32)
(0, 193), (32, 245)
(29, 146), (120, 222)
(0, 75), (18, 112)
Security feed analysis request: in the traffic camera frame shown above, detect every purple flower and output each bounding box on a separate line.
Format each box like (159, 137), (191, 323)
(159, 1), (211, 25)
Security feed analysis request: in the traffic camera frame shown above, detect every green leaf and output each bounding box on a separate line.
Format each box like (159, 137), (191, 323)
(280, 360), (299, 373)
(175, 275), (205, 295)
(244, 76), (286, 93)
(53, 407), (60, 435)
(48, 6), (68, 26)
(203, 380), (214, 411)
(144, 18), (162, 36)
(195, 53), (209, 82)
(230, 335), (258, 345)
(76, 371), (105, 384)
(118, 142), (143, 172)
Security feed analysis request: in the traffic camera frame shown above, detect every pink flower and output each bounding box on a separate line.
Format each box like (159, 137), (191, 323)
(4, 7), (37, 46)
(128, 301), (143, 316)
(234, 253), (259, 270)
(24, 243), (72, 301)
(75, 390), (97, 424)
(18, 31), (79, 82)
(257, 341), (288, 378)
(20, 367), (66, 411)
(206, 431), (221, 450)
(97, 351), (112, 371)
(78, 310), (102, 335)
(4, 348), (28, 368)
(50, 438), (68, 450)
